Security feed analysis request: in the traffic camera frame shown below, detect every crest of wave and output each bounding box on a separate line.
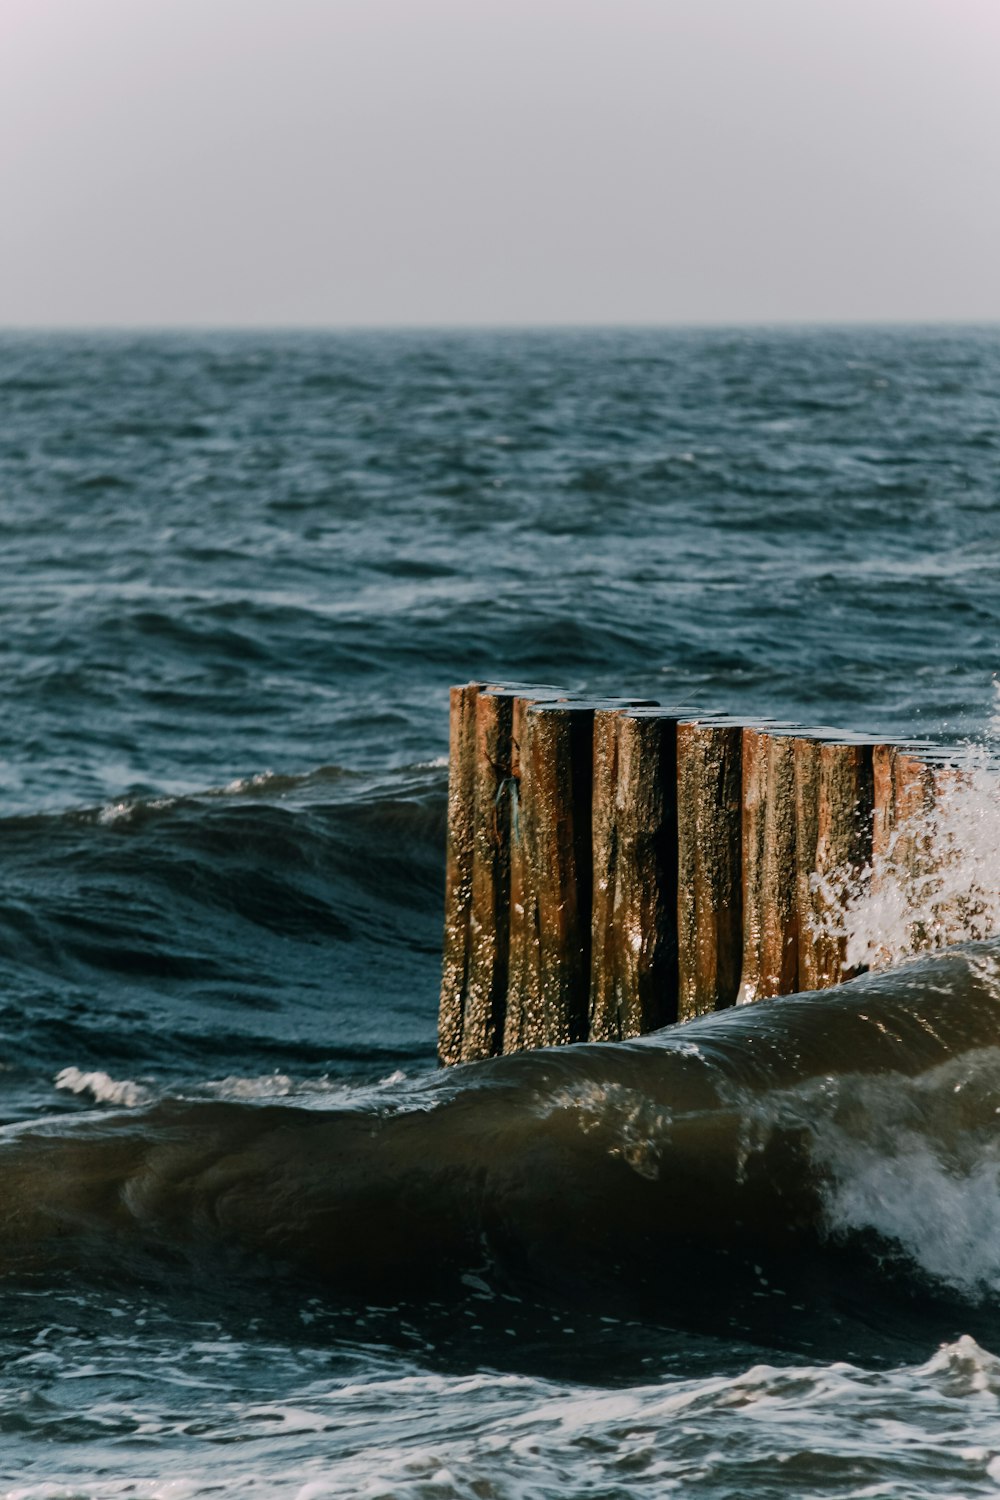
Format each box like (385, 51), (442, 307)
(731, 1044), (1000, 1300)
(811, 1048), (1000, 1300)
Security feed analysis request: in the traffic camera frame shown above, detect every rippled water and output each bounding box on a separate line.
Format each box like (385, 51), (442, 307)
(1, 327), (999, 1497)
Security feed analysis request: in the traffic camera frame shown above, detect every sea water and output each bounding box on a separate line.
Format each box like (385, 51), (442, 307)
(2, 326), (1000, 1497)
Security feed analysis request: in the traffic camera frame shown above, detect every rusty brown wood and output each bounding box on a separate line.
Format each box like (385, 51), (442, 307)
(739, 726), (799, 1003)
(438, 681), (484, 1065)
(503, 687), (572, 1054)
(589, 707), (692, 1040)
(505, 696), (654, 1053)
(872, 743), (935, 876)
(676, 718), (744, 1021)
(506, 701), (598, 1052)
(588, 705), (627, 1042)
(460, 688), (516, 1060)
(458, 684), (565, 1063)
(739, 725), (768, 1006)
(869, 742), (937, 968)
(796, 737), (875, 990)
(873, 744), (933, 881)
(793, 735), (822, 991)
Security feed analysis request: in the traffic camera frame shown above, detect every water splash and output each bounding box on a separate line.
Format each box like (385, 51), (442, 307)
(54, 1067), (152, 1108)
(813, 748), (1000, 975)
(809, 1049), (1000, 1300)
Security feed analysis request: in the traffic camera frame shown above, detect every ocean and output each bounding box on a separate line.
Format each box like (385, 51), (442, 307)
(2, 325), (1000, 1498)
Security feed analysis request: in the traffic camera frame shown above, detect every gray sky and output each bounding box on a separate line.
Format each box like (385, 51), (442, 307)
(2, 0), (998, 326)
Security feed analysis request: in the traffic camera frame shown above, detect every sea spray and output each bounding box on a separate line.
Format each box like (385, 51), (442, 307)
(810, 749), (1000, 975)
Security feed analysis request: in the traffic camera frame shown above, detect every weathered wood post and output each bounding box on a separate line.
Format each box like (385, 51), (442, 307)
(505, 698), (654, 1053)
(590, 706), (700, 1041)
(439, 681), (484, 1066)
(462, 685), (519, 1061)
(869, 741), (941, 972)
(739, 725), (799, 1003)
(676, 716), (744, 1020)
(439, 682), (565, 1064)
(872, 744), (936, 863)
(504, 702), (597, 1052)
(589, 700), (625, 1036)
(502, 688), (586, 1054)
(795, 734), (875, 989)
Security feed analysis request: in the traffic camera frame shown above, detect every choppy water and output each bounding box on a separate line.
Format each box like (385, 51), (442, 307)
(2, 326), (1000, 1498)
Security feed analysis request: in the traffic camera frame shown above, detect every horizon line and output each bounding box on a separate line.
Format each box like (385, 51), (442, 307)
(1, 317), (999, 336)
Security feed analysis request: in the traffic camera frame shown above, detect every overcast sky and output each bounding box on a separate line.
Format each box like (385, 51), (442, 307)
(2, 0), (998, 326)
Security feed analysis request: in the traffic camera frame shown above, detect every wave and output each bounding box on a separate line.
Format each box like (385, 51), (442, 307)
(52, 1063), (409, 1110)
(5, 943), (1000, 1349)
(0, 763), (447, 1088)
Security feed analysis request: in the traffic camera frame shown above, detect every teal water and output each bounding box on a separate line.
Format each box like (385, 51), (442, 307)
(2, 327), (1000, 1498)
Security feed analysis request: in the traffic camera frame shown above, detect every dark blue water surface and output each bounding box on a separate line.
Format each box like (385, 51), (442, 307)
(1, 328), (1000, 1498)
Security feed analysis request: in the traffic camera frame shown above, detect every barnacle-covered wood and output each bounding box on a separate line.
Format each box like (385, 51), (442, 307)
(503, 688), (568, 1053)
(460, 688), (516, 1061)
(456, 683), (565, 1063)
(740, 727), (798, 1003)
(676, 720), (743, 1020)
(590, 708), (681, 1040)
(797, 739), (874, 990)
(438, 681), (483, 1065)
(870, 744), (934, 967)
(588, 705), (626, 1042)
(793, 735), (822, 991)
(872, 744), (934, 877)
(508, 703), (595, 1051)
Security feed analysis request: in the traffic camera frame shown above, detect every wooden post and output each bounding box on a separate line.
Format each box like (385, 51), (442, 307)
(906, 747), (975, 954)
(506, 701), (609, 1052)
(460, 684), (565, 1062)
(793, 734), (822, 992)
(589, 699), (668, 1039)
(872, 743), (933, 874)
(796, 735), (875, 989)
(590, 706), (700, 1041)
(461, 687), (516, 1061)
(676, 717), (744, 1021)
(503, 687), (575, 1054)
(739, 725), (798, 1003)
(509, 701), (594, 1051)
(869, 742), (935, 967)
(438, 682), (484, 1065)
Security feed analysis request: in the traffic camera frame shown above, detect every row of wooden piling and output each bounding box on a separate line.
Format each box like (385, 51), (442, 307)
(439, 683), (959, 1066)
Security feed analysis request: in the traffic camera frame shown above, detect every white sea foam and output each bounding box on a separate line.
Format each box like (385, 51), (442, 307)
(50, 1067), (420, 1114)
(8, 1337), (1000, 1499)
(4, 1484), (201, 1500)
(222, 770), (279, 794)
(202, 1072), (298, 1100)
(194, 1072), (390, 1108)
(97, 796), (175, 826)
(811, 747), (1000, 976)
(820, 1128), (1000, 1299)
(53, 1067), (151, 1108)
(741, 1046), (1000, 1301)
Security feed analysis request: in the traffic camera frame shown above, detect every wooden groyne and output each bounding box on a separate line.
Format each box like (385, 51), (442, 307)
(439, 683), (965, 1066)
